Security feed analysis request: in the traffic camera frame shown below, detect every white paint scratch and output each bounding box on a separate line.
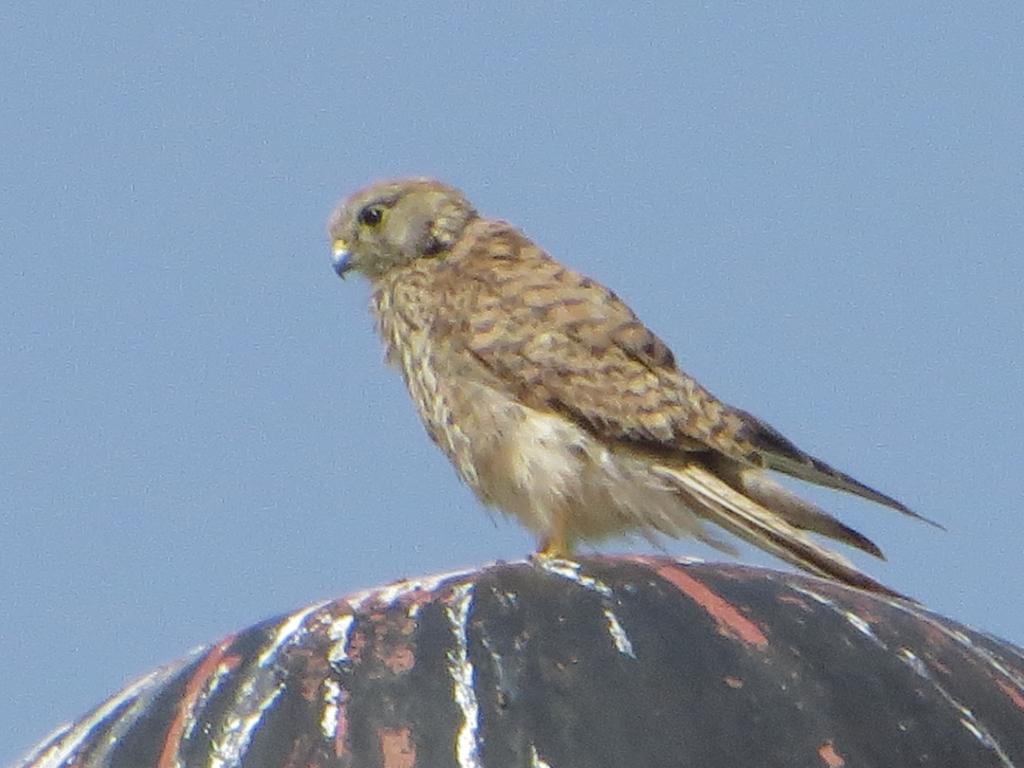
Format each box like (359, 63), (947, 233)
(202, 602), (324, 768)
(788, 584), (835, 607)
(340, 566), (479, 612)
(530, 744), (553, 768)
(445, 582), (481, 768)
(320, 679), (342, 741)
(20, 660), (183, 768)
(14, 723), (72, 768)
(180, 659), (236, 746)
(671, 555), (707, 565)
(787, 585), (1017, 767)
(328, 614), (357, 666)
(256, 601), (327, 668)
(870, 593), (1024, 694)
(897, 648), (1015, 767)
(843, 611), (886, 649)
(539, 558), (614, 598)
(603, 608), (636, 659)
(944, 629), (1024, 691)
(208, 681), (284, 768)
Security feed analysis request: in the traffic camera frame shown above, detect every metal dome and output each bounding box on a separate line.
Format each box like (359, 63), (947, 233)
(18, 556), (1024, 767)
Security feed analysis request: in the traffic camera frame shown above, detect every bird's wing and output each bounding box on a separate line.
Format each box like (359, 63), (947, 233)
(439, 227), (731, 454)
(437, 222), (937, 528)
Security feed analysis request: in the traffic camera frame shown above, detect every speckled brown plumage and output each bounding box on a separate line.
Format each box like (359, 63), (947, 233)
(328, 178), (937, 597)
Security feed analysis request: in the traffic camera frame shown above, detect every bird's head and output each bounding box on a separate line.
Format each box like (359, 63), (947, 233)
(327, 178), (479, 280)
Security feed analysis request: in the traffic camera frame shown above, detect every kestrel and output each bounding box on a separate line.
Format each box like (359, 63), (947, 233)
(328, 178), (937, 597)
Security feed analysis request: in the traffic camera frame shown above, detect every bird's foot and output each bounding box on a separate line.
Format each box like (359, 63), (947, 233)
(533, 534), (574, 561)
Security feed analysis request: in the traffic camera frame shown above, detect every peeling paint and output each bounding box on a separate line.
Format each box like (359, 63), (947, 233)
(158, 639), (241, 768)
(344, 567), (479, 613)
(26, 660), (182, 768)
(380, 726), (416, 768)
(382, 643), (416, 673)
(818, 740), (845, 767)
(776, 594), (813, 611)
(998, 680), (1024, 712)
(655, 565), (768, 648)
(208, 680), (284, 768)
(256, 602), (327, 668)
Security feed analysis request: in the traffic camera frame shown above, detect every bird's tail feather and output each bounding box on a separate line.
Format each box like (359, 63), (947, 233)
(707, 458), (886, 559)
(652, 463), (910, 600)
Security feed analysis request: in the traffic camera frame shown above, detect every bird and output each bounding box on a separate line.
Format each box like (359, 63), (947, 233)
(327, 177), (938, 597)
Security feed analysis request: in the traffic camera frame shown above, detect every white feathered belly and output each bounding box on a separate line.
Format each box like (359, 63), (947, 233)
(463, 388), (708, 545)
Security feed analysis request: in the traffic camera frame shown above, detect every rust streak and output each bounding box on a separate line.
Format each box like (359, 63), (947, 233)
(776, 594), (813, 611)
(334, 693), (349, 758)
(655, 565), (768, 647)
(348, 629), (368, 662)
(157, 636), (241, 768)
(819, 740), (846, 767)
(382, 643), (416, 673)
(380, 726), (416, 768)
(997, 679), (1024, 711)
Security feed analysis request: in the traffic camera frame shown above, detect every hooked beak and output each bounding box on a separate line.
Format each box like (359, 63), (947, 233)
(332, 239), (353, 277)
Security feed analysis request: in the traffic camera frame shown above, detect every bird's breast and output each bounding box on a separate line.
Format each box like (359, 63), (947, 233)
(372, 280), (484, 488)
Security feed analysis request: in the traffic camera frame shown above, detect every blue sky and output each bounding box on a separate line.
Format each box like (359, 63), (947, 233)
(2, 3), (1023, 763)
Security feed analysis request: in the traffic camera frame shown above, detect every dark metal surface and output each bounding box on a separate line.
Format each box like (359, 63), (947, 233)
(17, 556), (1024, 767)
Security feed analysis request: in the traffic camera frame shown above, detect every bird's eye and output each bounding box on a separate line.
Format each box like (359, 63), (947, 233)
(358, 205), (384, 227)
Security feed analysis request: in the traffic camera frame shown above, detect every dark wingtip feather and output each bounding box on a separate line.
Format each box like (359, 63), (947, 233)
(734, 412), (943, 530)
(804, 455), (946, 531)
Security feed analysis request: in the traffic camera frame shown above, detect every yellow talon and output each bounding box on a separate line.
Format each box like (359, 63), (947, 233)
(535, 532), (573, 560)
